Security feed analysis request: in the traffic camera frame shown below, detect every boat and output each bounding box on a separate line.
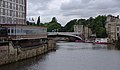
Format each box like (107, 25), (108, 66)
(94, 38), (109, 44)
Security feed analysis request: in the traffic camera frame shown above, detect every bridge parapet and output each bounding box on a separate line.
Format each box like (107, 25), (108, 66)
(48, 32), (83, 40)
(48, 32), (81, 35)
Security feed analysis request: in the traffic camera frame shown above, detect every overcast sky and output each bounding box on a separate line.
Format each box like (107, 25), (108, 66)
(27, 0), (120, 26)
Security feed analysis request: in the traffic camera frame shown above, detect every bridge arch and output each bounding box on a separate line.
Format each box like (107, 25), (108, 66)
(48, 33), (83, 42)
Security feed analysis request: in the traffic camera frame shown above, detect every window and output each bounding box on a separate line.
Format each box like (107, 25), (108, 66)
(0, 0), (3, 7)
(7, 9), (10, 16)
(8, 29), (10, 33)
(3, 17), (5, 24)
(17, 29), (20, 33)
(0, 8), (1, 15)
(0, 0), (2, 7)
(19, 0), (23, 4)
(1, 9), (3, 15)
(117, 33), (119, 37)
(12, 11), (16, 17)
(11, 29), (14, 33)
(0, 16), (1, 24)
(12, 0), (16, 3)
(7, 0), (11, 2)
(117, 27), (119, 31)
(7, 2), (10, 9)
(12, 4), (16, 10)
(7, 17), (10, 24)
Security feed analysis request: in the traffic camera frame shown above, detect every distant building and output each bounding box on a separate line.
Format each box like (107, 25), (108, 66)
(74, 25), (83, 34)
(83, 26), (92, 40)
(106, 15), (120, 43)
(74, 25), (92, 40)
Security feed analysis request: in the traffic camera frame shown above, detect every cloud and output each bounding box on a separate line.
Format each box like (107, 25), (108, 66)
(27, 0), (53, 16)
(27, 0), (120, 26)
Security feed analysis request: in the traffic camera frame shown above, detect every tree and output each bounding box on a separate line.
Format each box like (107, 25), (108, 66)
(37, 16), (40, 25)
(44, 17), (62, 32)
(42, 15), (107, 37)
(96, 27), (107, 38)
(50, 17), (57, 23)
(62, 15), (107, 37)
(64, 19), (77, 32)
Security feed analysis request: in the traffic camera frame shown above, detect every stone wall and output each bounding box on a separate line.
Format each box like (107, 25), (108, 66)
(0, 39), (56, 65)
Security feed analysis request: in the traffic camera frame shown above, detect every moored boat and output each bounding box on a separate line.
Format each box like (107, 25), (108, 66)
(94, 38), (109, 44)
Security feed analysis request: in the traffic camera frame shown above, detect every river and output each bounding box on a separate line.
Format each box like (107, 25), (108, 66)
(0, 42), (120, 70)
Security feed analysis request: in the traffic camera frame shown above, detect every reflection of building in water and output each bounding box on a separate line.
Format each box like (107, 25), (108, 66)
(105, 15), (120, 43)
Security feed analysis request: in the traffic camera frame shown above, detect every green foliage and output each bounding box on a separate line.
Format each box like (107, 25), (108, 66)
(76, 15), (107, 38)
(77, 19), (86, 25)
(50, 17), (57, 23)
(29, 15), (107, 38)
(87, 15), (107, 38)
(96, 27), (107, 38)
(43, 15), (107, 37)
(64, 19), (77, 32)
(44, 17), (62, 32)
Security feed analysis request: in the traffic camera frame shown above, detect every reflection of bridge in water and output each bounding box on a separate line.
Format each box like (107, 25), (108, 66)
(48, 32), (83, 42)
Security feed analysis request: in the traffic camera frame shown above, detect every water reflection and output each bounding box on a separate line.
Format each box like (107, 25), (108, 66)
(0, 42), (120, 70)
(57, 42), (116, 50)
(0, 54), (47, 70)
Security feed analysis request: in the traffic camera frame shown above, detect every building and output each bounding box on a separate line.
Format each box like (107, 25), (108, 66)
(74, 25), (92, 40)
(0, 0), (26, 25)
(83, 26), (92, 40)
(74, 25), (83, 34)
(0, 0), (47, 40)
(106, 15), (120, 43)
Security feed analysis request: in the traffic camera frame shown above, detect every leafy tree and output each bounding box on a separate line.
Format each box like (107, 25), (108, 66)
(64, 19), (77, 32)
(77, 19), (86, 25)
(44, 17), (62, 32)
(41, 15), (107, 38)
(63, 15), (107, 37)
(96, 27), (107, 38)
(50, 17), (57, 23)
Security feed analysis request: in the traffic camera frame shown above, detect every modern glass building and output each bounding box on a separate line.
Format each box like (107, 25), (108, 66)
(0, 0), (26, 25)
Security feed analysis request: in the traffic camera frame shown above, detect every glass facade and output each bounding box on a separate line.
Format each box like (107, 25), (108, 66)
(0, 0), (26, 25)
(7, 26), (47, 36)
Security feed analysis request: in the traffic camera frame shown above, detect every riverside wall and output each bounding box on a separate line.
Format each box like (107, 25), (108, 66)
(0, 39), (56, 65)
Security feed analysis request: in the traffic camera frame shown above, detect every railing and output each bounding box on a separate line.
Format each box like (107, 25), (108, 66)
(0, 41), (9, 46)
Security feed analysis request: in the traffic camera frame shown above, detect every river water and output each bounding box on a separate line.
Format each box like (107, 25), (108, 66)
(0, 42), (120, 70)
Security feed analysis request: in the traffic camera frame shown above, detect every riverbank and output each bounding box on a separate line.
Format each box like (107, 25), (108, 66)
(0, 42), (120, 70)
(0, 39), (56, 66)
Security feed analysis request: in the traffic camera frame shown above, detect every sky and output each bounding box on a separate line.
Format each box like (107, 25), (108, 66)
(27, 0), (120, 26)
